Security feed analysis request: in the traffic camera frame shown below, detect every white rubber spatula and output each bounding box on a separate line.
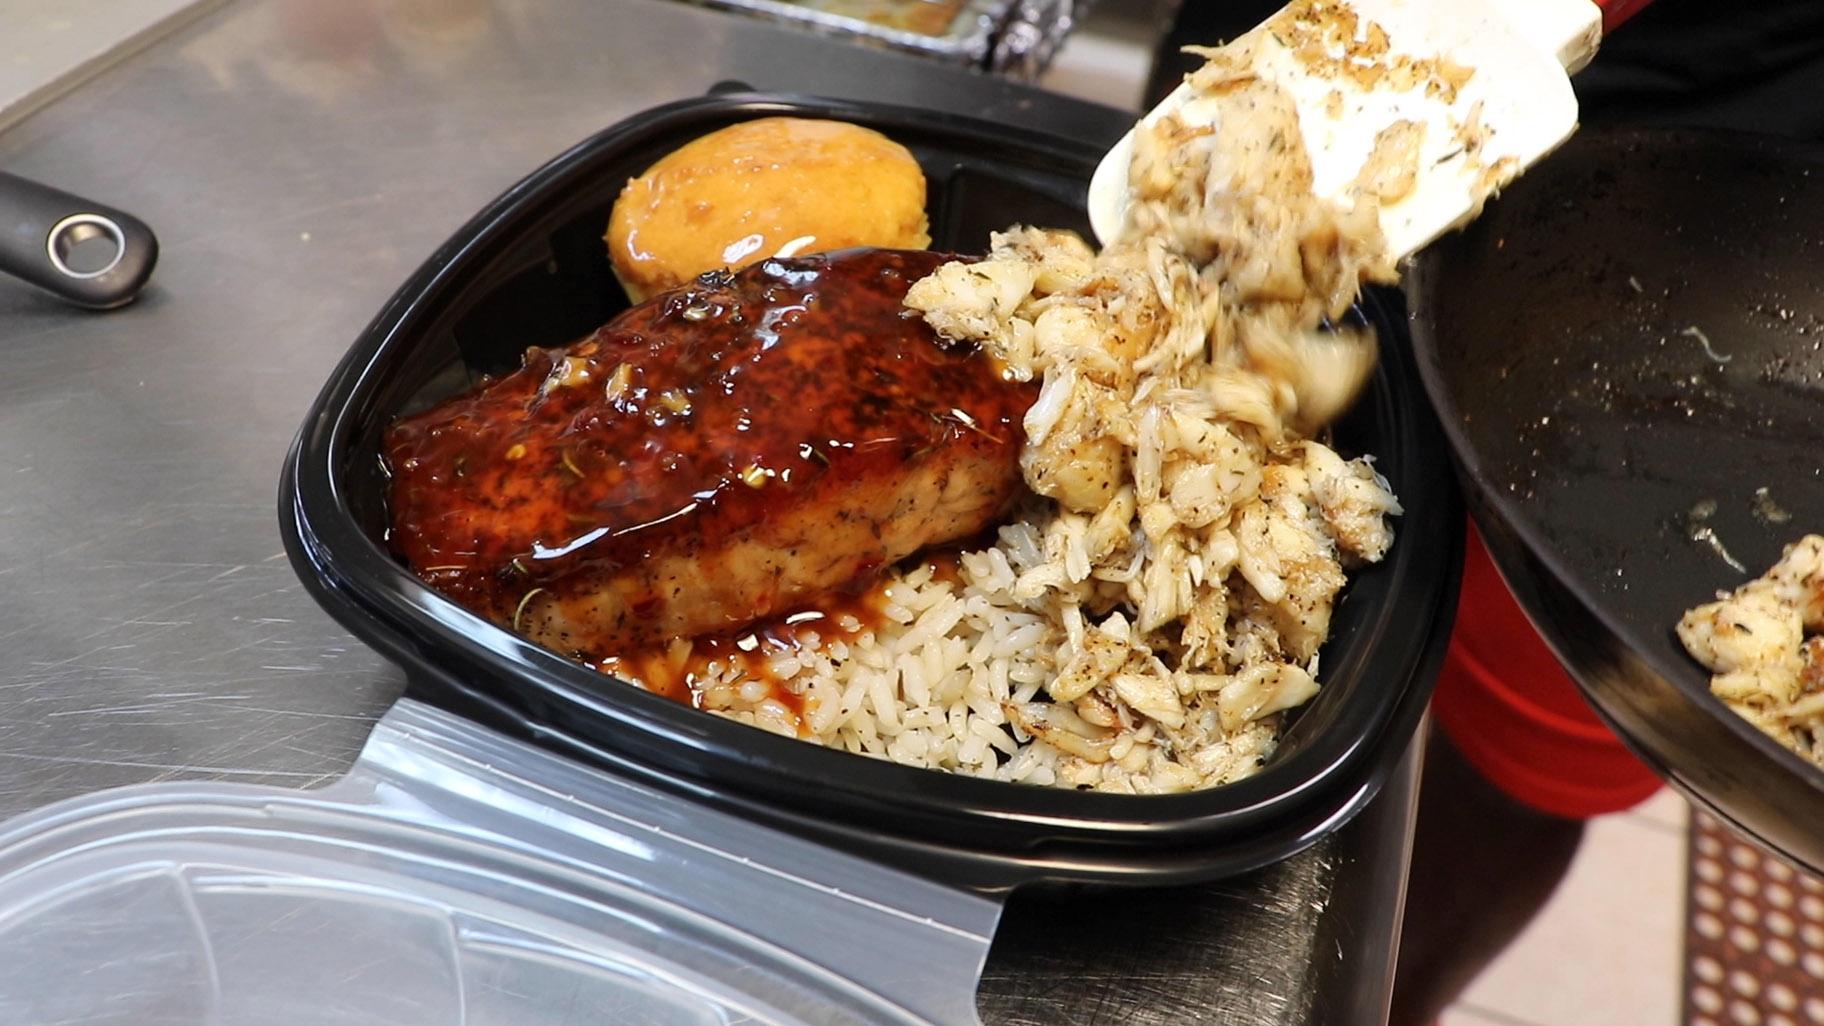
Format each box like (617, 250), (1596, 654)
(1088, 0), (1624, 260)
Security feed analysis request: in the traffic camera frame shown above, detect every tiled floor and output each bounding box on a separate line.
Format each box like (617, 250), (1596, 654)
(1440, 788), (1692, 1026)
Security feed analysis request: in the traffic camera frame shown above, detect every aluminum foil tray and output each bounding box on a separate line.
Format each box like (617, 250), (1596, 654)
(676, 0), (1078, 75)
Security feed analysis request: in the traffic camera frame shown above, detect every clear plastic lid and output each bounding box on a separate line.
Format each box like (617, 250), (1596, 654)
(0, 699), (1000, 1025)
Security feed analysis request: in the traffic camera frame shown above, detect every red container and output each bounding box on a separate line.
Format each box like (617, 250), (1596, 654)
(1433, 522), (1663, 819)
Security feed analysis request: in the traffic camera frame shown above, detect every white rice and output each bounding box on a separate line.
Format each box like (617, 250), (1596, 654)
(697, 556), (1275, 790)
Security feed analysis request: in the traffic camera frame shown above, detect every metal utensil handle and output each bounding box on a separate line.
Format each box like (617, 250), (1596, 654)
(0, 171), (157, 309)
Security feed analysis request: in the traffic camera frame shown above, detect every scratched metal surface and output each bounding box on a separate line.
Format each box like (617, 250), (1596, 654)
(0, 1), (1414, 1021)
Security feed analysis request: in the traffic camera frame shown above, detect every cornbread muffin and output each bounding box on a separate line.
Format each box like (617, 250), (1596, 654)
(607, 117), (929, 301)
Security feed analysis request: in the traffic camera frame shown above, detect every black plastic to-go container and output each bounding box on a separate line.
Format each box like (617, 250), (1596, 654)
(280, 93), (1463, 890)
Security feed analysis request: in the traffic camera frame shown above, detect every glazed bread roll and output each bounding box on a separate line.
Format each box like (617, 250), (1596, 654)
(607, 117), (930, 302)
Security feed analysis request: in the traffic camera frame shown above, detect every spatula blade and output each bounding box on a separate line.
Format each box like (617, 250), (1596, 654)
(1089, 0), (1601, 262)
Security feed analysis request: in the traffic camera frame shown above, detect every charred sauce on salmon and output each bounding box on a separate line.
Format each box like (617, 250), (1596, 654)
(384, 248), (1037, 680)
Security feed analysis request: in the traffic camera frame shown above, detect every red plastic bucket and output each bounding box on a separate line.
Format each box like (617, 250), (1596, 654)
(1432, 521), (1665, 818)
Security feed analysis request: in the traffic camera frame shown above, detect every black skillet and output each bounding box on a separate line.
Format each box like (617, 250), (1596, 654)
(1410, 127), (1824, 870)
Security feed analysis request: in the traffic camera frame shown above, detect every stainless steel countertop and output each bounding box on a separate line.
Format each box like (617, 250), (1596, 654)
(0, 1), (1417, 1022)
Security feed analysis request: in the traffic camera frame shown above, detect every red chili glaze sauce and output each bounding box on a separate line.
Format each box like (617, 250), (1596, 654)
(384, 248), (1033, 681)
(591, 583), (894, 716)
(592, 552), (965, 734)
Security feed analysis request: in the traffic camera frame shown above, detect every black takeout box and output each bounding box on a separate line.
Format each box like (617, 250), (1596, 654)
(280, 92), (1462, 889)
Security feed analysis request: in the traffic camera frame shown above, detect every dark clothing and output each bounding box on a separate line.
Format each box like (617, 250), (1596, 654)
(1576, 0), (1824, 139)
(1152, 0), (1824, 140)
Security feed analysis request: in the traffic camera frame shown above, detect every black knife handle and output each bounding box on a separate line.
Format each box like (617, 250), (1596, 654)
(0, 171), (158, 309)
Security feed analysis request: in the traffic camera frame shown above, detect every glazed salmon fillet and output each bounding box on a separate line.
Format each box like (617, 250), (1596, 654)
(385, 248), (1036, 655)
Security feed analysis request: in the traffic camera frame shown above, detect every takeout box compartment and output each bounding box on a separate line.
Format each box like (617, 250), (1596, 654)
(280, 92), (1464, 889)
